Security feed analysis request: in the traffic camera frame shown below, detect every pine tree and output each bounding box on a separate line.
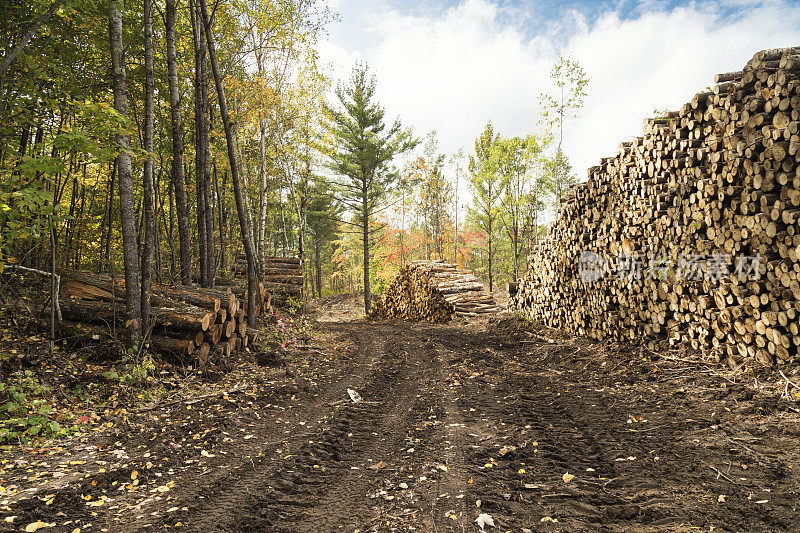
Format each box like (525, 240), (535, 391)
(323, 63), (417, 313)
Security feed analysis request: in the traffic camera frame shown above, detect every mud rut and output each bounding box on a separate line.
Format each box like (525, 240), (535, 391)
(6, 318), (800, 532)
(158, 320), (798, 531)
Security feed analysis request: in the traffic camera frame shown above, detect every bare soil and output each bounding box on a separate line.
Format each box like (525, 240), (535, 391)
(3, 312), (800, 532)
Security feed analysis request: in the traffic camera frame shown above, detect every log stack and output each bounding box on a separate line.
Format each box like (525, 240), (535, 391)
(511, 46), (800, 369)
(60, 272), (260, 366)
(232, 255), (302, 299)
(372, 260), (500, 322)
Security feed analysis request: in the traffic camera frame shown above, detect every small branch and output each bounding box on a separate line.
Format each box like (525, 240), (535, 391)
(3, 264), (61, 324)
(709, 465), (744, 486)
(779, 370), (800, 401)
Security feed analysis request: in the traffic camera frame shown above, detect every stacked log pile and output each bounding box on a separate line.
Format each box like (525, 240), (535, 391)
(60, 272), (261, 366)
(511, 46), (800, 368)
(372, 260), (500, 322)
(232, 255), (302, 299)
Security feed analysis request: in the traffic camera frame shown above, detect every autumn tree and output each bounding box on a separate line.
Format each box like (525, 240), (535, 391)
(323, 63), (417, 313)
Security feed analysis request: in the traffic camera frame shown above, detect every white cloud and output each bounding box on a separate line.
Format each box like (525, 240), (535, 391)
(319, 0), (800, 196)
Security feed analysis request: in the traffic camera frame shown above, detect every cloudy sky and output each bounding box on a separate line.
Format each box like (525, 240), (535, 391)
(317, 0), (800, 206)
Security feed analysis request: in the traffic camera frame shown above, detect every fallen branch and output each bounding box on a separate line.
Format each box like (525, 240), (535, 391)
(779, 370), (800, 402)
(134, 383), (246, 411)
(4, 264), (62, 324)
(709, 465), (744, 486)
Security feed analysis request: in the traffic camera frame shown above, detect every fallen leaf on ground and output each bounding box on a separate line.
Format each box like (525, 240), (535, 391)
(368, 461), (387, 470)
(562, 472), (575, 483)
(475, 513), (495, 529)
(25, 522), (55, 532)
(347, 388), (362, 403)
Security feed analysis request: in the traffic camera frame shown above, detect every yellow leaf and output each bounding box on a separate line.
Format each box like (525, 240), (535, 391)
(131, 470), (138, 480)
(562, 472), (575, 483)
(25, 522), (54, 532)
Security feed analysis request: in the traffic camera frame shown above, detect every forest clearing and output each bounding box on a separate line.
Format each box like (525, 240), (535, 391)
(3, 0), (800, 531)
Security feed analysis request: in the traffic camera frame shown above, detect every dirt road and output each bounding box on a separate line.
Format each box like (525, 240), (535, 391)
(4, 317), (800, 531)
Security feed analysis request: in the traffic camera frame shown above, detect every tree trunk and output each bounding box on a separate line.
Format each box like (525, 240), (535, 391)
(141, 0), (156, 333)
(213, 158), (226, 276)
(315, 237), (322, 297)
(198, 0), (258, 327)
(108, 0), (142, 347)
(362, 177), (371, 313)
(487, 230), (493, 293)
(257, 118), (268, 269)
(101, 160), (115, 272)
(190, 0), (209, 287)
(165, 0), (192, 285)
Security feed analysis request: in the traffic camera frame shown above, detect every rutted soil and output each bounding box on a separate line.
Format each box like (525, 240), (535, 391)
(3, 316), (800, 531)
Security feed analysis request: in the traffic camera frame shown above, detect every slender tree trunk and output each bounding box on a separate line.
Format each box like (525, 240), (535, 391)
(100, 160), (115, 272)
(257, 118), (268, 268)
(199, 0), (257, 326)
(167, 177), (176, 279)
(108, 0), (142, 347)
(488, 226), (493, 293)
(454, 167), (458, 264)
(165, 0), (192, 285)
(190, 0), (208, 287)
(141, 0), (155, 332)
(155, 164), (163, 285)
(315, 237), (321, 297)
(73, 181), (86, 270)
(204, 105), (215, 284)
(213, 159), (226, 274)
(362, 177), (370, 313)
(298, 142), (309, 297)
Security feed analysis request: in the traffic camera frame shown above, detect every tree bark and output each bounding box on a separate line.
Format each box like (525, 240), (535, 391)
(100, 160), (115, 272)
(213, 158), (226, 276)
(190, 0), (209, 287)
(141, 0), (156, 333)
(362, 176), (371, 313)
(108, 0), (142, 347)
(165, 0), (192, 285)
(198, 0), (258, 327)
(315, 237), (322, 297)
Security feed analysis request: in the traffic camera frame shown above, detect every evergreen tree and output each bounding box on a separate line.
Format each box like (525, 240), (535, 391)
(307, 176), (340, 297)
(323, 63), (417, 313)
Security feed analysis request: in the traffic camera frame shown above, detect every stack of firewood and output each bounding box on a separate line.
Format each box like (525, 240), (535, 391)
(60, 272), (263, 366)
(372, 260), (500, 322)
(231, 255), (302, 299)
(511, 46), (800, 368)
